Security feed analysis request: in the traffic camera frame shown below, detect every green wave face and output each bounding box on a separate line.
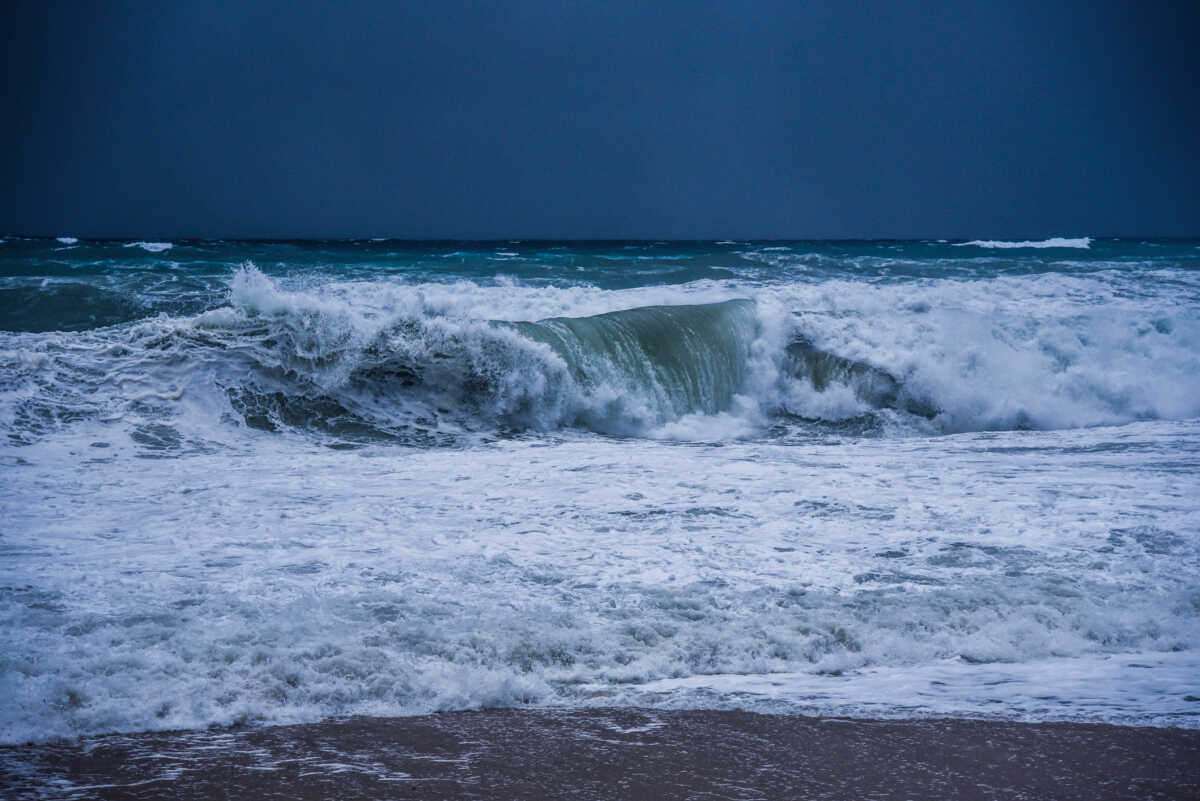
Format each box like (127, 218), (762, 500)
(506, 299), (759, 427)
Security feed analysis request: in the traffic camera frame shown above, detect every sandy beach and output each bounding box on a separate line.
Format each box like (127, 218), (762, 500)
(3, 708), (1198, 800)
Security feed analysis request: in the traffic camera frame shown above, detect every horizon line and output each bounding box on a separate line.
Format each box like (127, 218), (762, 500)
(6, 234), (1196, 244)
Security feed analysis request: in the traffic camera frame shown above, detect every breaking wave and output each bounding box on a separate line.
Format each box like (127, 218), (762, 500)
(1, 264), (1197, 448)
(954, 237), (1092, 249)
(3, 247), (1199, 744)
(123, 241), (174, 253)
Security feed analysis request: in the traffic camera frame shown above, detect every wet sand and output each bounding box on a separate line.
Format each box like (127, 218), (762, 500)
(2, 708), (1198, 800)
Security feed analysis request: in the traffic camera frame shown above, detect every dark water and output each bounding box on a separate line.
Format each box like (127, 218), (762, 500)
(3, 237), (1198, 333)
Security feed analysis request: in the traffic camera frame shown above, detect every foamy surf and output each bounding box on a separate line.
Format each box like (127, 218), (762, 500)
(1, 239), (1197, 746)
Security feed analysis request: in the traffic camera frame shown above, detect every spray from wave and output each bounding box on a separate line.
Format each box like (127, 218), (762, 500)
(1, 264), (1197, 449)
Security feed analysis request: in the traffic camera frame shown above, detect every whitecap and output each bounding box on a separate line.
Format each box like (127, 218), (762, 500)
(954, 237), (1092, 249)
(124, 241), (174, 253)
(56, 236), (78, 245)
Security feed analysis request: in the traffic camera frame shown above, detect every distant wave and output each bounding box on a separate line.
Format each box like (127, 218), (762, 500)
(954, 237), (1092, 249)
(56, 236), (78, 244)
(124, 241), (174, 253)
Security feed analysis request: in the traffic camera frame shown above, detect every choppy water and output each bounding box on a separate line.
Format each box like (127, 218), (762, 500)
(2, 236), (1198, 742)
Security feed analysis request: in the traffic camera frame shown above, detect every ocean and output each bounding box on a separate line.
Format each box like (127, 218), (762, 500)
(2, 236), (1199, 748)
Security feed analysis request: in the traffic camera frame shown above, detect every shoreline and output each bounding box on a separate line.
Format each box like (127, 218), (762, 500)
(3, 708), (1198, 800)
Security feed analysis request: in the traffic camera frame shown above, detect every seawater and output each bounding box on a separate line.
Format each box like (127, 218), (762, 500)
(1, 237), (1198, 743)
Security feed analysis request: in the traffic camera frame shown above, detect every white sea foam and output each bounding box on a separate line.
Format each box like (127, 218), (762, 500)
(1, 256), (1197, 744)
(768, 271), (1200, 431)
(2, 421), (1198, 742)
(83, 265), (1200, 437)
(646, 395), (763, 440)
(614, 651), (1200, 727)
(124, 241), (174, 253)
(954, 237), (1092, 249)
(56, 236), (78, 244)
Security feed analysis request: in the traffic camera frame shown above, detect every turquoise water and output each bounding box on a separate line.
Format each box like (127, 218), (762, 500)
(2, 236), (1198, 741)
(3, 238), (1198, 333)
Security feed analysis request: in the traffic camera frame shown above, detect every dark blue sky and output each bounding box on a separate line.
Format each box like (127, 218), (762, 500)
(2, 1), (1197, 239)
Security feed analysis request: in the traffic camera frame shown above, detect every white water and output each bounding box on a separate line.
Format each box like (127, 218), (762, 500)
(2, 418), (1199, 742)
(123, 241), (174, 253)
(1, 264), (1198, 743)
(174, 265), (1200, 436)
(954, 237), (1092, 249)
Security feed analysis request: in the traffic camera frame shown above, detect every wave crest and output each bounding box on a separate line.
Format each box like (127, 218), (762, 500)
(954, 237), (1092, 249)
(3, 265), (1197, 447)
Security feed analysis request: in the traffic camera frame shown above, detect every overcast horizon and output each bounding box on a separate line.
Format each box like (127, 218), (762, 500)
(3, 1), (1197, 239)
